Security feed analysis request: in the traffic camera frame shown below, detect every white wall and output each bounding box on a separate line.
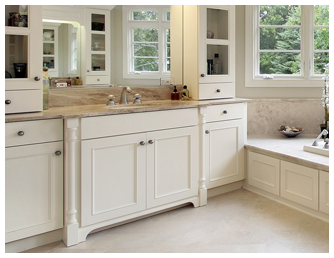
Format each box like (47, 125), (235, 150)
(235, 6), (323, 99)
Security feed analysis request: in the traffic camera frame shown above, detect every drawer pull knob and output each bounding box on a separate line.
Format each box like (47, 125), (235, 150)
(34, 76), (40, 81)
(148, 140), (154, 144)
(200, 74), (205, 77)
(216, 89), (221, 93)
(55, 150), (62, 156)
(17, 131), (24, 136)
(205, 130), (210, 134)
(223, 110), (228, 114)
(5, 99), (11, 105)
(139, 141), (146, 146)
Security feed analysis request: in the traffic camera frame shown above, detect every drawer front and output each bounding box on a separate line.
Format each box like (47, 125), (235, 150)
(206, 103), (244, 123)
(5, 90), (42, 114)
(81, 108), (198, 140)
(85, 76), (110, 85)
(5, 119), (63, 147)
(199, 83), (235, 100)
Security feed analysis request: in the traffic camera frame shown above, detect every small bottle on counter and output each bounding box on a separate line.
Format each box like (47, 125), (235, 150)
(181, 85), (190, 100)
(75, 77), (82, 85)
(42, 67), (50, 110)
(66, 77), (72, 87)
(171, 85), (180, 100)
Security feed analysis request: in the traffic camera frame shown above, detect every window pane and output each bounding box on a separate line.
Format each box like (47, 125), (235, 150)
(166, 29), (170, 43)
(166, 11), (170, 21)
(260, 28), (300, 50)
(133, 11), (158, 21)
(166, 58), (170, 72)
(260, 52), (300, 74)
(259, 5), (301, 26)
(133, 28), (158, 42)
(314, 28), (329, 50)
(314, 52), (329, 74)
(134, 58), (159, 71)
(134, 43), (158, 57)
(167, 43), (170, 57)
(314, 5), (329, 26)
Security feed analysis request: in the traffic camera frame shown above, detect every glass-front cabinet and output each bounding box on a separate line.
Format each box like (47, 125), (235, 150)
(84, 9), (110, 85)
(43, 25), (58, 77)
(5, 5), (43, 113)
(199, 5), (235, 84)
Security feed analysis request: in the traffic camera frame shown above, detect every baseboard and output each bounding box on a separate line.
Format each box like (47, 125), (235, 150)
(207, 180), (244, 198)
(5, 229), (63, 253)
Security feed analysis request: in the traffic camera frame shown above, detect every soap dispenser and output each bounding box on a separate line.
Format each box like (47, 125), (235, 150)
(171, 86), (180, 100)
(181, 85), (190, 100)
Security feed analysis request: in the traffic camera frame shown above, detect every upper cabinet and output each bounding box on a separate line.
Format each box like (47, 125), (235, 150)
(5, 5), (43, 114)
(183, 5), (235, 100)
(84, 8), (110, 85)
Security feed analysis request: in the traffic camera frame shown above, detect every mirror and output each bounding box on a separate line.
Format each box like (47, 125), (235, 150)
(42, 20), (80, 77)
(42, 5), (182, 87)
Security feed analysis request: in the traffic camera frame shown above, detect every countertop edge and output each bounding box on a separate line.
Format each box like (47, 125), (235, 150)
(5, 98), (250, 123)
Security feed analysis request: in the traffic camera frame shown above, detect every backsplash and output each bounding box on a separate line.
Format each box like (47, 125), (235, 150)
(49, 85), (183, 107)
(247, 99), (324, 135)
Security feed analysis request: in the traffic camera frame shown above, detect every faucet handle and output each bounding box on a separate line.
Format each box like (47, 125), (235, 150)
(108, 95), (115, 100)
(106, 95), (116, 105)
(133, 93), (142, 104)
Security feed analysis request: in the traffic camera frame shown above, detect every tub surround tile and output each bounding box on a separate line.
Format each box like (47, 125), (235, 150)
(246, 134), (329, 171)
(247, 99), (324, 135)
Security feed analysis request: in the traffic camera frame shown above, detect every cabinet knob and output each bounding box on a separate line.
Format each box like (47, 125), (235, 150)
(34, 76), (40, 81)
(200, 74), (205, 77)
(97, 79), (100, 81)
(17, 131), (24, 136)
(216, 89), (221, 93)
(148, 140), (154, 144)
(5, 99), (11, 105)
(205, 130), (210, 134)
(139, 141), (146, 146)
(223, 110), (228, 114)
(87, 70), (90, 72)
(55, 150), (62, 156)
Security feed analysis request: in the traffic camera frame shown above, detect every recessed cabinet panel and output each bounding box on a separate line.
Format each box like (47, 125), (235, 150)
(247, 151), (280, 196)
(319, 171), (329, 214)
(81, 133), (146, 226)
(280, 161), (318, 210)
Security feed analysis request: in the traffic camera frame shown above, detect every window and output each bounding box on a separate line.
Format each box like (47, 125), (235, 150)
(123, 6), (170, 79)
(245, 5), (329, 87)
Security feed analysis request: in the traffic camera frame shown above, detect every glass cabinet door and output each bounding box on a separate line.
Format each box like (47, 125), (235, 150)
(5, 5), (28, 28)
(5, 35), (28, 79)
(90, 13), (106, 72)
(43, 28), (55, 69)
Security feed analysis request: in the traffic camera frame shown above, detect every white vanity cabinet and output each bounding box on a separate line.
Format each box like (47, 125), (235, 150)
(84, 8), (110, 85)
(203, 103), (245, 189)
(5, 5), (43, 114)
(183, 5), (235, 100)
(5, 119), (63, 243)
(319, 171), (329, 214)
(80, 108), (199, 227)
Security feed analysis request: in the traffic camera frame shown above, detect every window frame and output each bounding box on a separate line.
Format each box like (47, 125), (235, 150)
(122, 5), (170, 79)
(245, 5), (327, 88)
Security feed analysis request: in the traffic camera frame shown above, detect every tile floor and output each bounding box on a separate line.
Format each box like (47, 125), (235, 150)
(23, 189), (329, 253)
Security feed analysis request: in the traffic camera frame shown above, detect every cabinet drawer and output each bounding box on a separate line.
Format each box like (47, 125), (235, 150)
(206, 103), (244, 122)
(199, 83), (235, 100)
(81, 108), (198, 140)
(5, 90), (42, 114)
(85, 76), (110, 85)
(5, 119), (63, 147)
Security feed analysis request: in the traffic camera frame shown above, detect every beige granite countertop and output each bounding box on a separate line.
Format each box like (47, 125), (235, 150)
(5, 98), (249, 123)
(246, 134), (329, 172)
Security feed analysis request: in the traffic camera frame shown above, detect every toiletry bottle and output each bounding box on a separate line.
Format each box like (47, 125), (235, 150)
(42, 67), (50, 110)
(213, 53), (222, 74)
(181, 85), (190, 100)
(66, 77), (72, 87)
(171, 85), (180, 100)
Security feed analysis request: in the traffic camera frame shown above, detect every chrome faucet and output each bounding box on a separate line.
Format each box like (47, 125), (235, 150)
(119, 86), (131, 104)
(312, 129), (328, 146)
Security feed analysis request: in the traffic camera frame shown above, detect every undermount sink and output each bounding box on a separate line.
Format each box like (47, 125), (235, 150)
(104, 104), (152, 110)
(303, 145), (329, 157)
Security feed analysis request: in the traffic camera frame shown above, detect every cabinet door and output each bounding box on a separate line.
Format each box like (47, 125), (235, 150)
(247, 151), (280, 196)
(147, 126), (199, 208)
(81, 133), (146, 227)
(280, 161), (319, 210)
(319, 171), (329, 214)
(5, 5), (42, 90)
(5, 141), (63, 243)
(198, 5), (235, 84)
(85, 9), (110, 78)
(205, 119), (244, 189)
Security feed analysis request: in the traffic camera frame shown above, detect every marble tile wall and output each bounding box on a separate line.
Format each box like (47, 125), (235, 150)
(49, 85), (182, 107)
(247, 99), (325, 135)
